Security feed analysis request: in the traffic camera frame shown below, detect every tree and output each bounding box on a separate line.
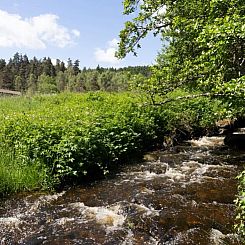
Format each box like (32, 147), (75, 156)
(42, 57), (56, 77)
(27, 73), (38, 95)
(84, 70), (100, 91)
(75, 72), (86, 92)
(1, 66), (14, 90)
(18, 54), (30, 91)
(30, 57), (41, 78)
(0, 52), (151, 94)
(98, 70), (113, 91)
(56, 71), (68, 92)
(0, 59), (6, 72)
(111, 71), (130, 91)
(117, 0), (245, 102)
(73, 59), (80, 75)
(14, 75), (23, 91)
(60, 61), (66, 73)
(67, 58), (73, 69)
(12, 53), (21, 69)
(38, 74), (57, 94)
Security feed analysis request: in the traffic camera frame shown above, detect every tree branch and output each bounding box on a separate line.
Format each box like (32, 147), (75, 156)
(152, 92), (234, 106)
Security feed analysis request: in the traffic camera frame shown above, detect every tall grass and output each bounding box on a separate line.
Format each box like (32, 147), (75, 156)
(0, 147), (51, 196)
(0, 95), (41, 115)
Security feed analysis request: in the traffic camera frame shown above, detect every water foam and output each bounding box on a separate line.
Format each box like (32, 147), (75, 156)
(86, 205), (125, 228)
(189, 136), (224, 147)
(27, 191), (66, 214)
(69, 202), (126, 230)
(209, 229), (225, 244)
(0, 217), (20, 226)
(164, 168), (186, 181)
(132, 203), (160, 217)
(55, 217), (75, 226)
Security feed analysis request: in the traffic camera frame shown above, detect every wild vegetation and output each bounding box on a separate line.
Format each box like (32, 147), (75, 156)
(0, 147), (49, 195)
(0, 91), (230, 196)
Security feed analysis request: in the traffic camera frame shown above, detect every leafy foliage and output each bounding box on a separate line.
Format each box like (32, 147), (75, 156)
(117, 0), (245, 101)
(234, 170), (245, 240)
(0, 92), (226, 190)
(0, 93), (156, 182)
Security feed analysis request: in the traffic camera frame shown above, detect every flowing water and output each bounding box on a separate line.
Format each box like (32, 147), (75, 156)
(0, 137), (244, 244)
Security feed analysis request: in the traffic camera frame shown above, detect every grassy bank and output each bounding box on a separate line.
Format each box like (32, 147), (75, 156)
(0, 147), (50, 196)
(0, 91), (233, 195)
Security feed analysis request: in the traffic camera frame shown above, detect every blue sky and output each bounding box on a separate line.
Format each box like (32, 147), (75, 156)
(0, 0), (162, 68)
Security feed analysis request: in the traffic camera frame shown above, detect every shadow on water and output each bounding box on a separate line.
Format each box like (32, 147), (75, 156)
(0, 136), (244, 244)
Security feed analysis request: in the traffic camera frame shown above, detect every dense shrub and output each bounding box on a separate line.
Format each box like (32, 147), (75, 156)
(0, 92), (227, 189)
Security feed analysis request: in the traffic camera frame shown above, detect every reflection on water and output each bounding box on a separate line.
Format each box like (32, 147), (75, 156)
(0, 137), (244, 244)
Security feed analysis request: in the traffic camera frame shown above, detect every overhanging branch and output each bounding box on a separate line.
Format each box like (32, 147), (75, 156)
(152, 92), (242, 106)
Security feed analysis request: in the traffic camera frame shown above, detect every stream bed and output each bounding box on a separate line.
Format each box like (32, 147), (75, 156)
(0, 137), (244, 244)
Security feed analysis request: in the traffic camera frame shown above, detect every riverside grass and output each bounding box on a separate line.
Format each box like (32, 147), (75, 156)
(0, 148), (49, 195)
(0, 91), (227, 195)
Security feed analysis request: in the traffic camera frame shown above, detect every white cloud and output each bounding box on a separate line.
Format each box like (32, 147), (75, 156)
(71, 29), (80, 37)
(0, 9), (80, 49)
(94, 38), (120, 65)
(108, 38), (118, 48)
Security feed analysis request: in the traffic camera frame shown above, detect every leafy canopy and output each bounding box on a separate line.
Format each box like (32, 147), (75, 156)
(117, 0), (245, 102)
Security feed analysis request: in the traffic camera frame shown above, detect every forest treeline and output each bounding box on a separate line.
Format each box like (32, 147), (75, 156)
(0, 53), (151, 93)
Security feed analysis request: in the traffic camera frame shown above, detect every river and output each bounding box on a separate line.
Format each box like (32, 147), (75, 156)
(0, 137), (244, 244)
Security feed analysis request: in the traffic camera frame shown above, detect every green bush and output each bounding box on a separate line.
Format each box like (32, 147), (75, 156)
(0, 93), (159, 182)
(0, 91), (228, 191)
